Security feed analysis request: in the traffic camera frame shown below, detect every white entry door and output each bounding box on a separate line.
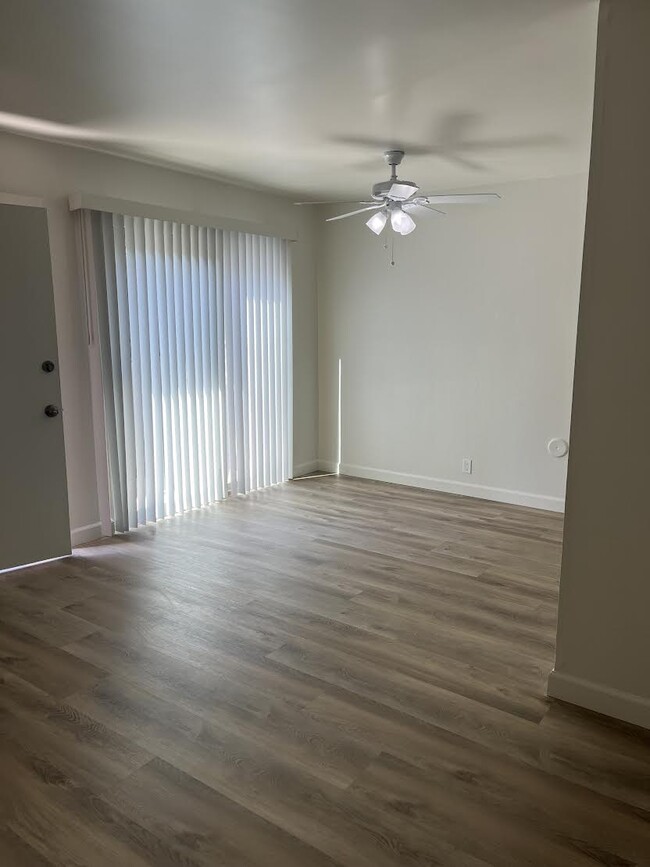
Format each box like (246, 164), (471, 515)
(0, 203), (71, 570)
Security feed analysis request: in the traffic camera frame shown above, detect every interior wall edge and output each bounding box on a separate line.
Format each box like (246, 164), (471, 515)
(547, 669), (650, 731)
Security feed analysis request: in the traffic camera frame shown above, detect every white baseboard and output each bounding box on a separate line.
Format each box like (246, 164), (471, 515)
(70, 522), (104, 546)
(292, 459), (341, 477)
(317, 460), (340, 475)
(331, 462), (564, 512)
(548, 669), (650, 730)
(292, 459), (320, 477)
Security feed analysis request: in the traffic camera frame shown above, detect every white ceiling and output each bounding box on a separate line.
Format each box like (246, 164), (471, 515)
(0, 0), (599, 199)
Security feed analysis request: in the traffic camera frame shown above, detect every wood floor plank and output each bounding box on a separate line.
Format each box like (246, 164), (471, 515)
(0, 737), (183, 866)
(0, 621), (104, 697)
(0, 826), (53, 866)
(68, 676), (463, 866)
(305, 693), (650, 864)
(103, 756), (343, 867)
(0, 475), (648, 866)
(0, 669), (151, 792)
(328, 601), (552, 683)
(0, 564), (98, 608)
(349, 751), (603, 867)
(0, 586), (98, 647)
(267, 637), (543, 765)
(237, 600), (549, 721)
(66, 627), (322, 720)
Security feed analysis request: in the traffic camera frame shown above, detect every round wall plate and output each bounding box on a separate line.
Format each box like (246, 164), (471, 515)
(547, 437), (569, 458)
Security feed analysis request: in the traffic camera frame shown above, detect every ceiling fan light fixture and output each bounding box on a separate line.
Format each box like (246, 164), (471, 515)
(366, 209), (388, 235)
(295, 151), (499, 244)
(390, 207), (416, 235)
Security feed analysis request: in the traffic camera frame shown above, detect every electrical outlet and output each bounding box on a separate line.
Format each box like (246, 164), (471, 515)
(462, 458), (473, 474)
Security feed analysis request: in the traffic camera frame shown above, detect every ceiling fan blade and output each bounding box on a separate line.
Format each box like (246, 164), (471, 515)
(404, 204), (446, 217)
(418, 194), (501, 205)
(325, 205), (383, 222)
(294, 200), (374, 206)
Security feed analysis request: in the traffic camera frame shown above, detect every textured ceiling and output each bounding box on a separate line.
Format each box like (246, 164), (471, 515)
(0, 0), (599, 198)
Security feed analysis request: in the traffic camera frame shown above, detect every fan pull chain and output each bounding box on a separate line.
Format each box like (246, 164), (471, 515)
(383, 236), (396, 267)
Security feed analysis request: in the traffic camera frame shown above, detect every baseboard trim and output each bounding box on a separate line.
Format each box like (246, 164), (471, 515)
(292, 460), (320, 477)
(547, 669), (650, 730)
(70, 522), (104, 546)
(331, 462), (564, 512)
(292, 460), (341, 477)
(317, 460), (340, 475)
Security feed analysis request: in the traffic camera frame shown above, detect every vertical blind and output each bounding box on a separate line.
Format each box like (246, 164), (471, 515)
(88, 210), (292, 532)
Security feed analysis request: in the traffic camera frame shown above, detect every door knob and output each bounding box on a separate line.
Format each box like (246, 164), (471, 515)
(42, 360), (55, 373)
(44, 404), (60, 418)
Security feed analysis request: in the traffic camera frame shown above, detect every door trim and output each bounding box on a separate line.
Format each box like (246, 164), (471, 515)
(75, 210), (113, 539)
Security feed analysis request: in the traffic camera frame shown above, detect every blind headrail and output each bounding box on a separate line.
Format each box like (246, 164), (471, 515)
(68, 193), (298, 241)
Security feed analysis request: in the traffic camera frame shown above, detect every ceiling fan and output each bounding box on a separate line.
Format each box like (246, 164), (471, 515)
(295, 150), (500, 235)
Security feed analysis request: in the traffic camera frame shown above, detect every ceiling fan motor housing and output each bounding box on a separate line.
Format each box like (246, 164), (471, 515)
(371, 148), (418, 201)
(371, 179), (419, 201)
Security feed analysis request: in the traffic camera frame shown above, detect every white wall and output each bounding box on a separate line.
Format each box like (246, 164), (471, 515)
(317, 173), (588, 510)
(0, 132), (318, 541)
(549, 0), (650, 729)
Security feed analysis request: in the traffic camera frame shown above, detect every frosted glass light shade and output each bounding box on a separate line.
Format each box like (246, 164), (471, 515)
(390, 207), (416, 235)
(366, 210), (388, 235)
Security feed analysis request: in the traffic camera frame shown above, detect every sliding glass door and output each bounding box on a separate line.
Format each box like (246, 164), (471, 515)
(86, 210), (292, 531)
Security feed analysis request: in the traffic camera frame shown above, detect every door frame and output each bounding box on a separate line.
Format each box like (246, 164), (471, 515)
(74, 210), (113, 539)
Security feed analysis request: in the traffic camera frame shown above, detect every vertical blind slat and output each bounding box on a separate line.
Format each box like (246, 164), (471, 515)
(233, 232), (244, 494)
(206, 229), (224, 500)
(259, 237), (269, 488)
(285, 244), (293, 482)
(153, 220), (173, 517)
(235, 233), (246, 492)
(253, 234), (263, 490)
(197, 227), (212, 504)
(272, 239), (280, 485)
(215, 231), (228, 499)
(97, 212), (127, 531)
(222, 232), (236, 496)
(171, 222), (188, 512)
(122, 216), (145, 526)
(238, 235), (248, 492)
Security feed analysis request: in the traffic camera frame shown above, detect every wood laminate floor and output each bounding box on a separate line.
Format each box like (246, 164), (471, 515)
(0, 475), (649, 866)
